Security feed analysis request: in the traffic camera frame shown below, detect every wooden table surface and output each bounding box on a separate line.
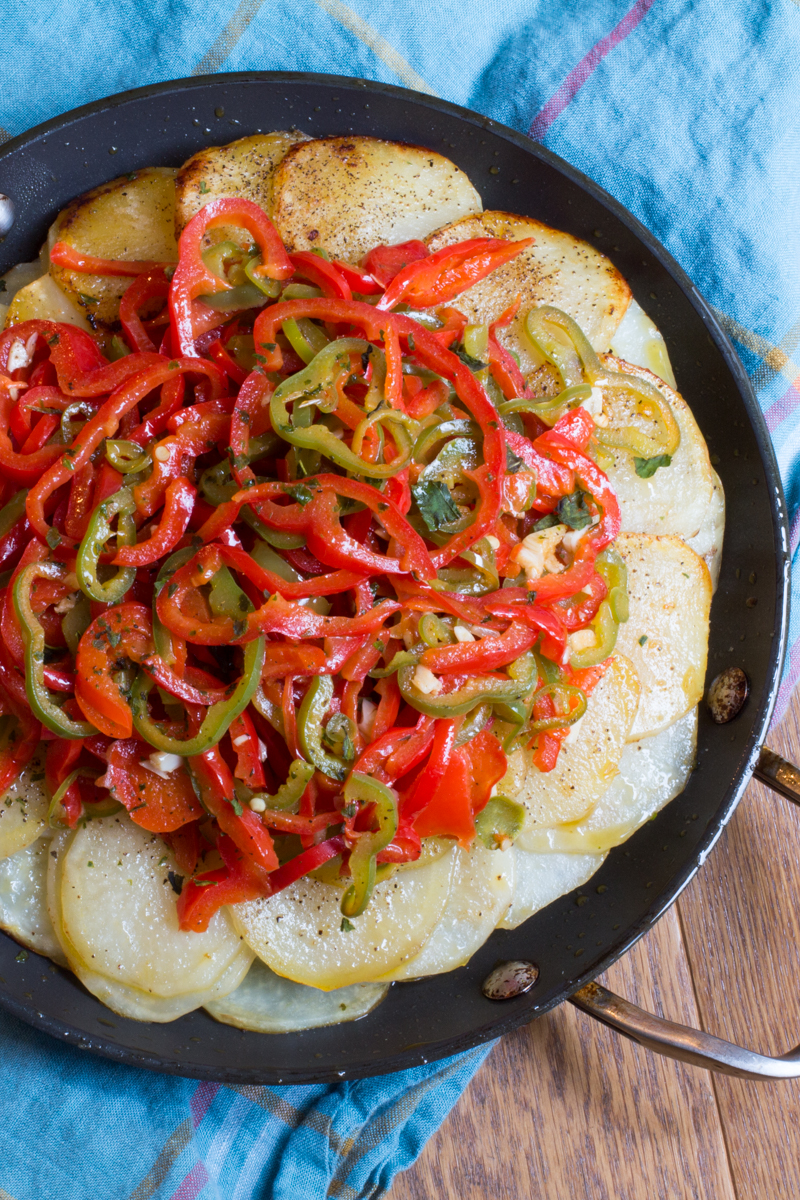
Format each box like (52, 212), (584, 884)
(390, 691), (800, 1200)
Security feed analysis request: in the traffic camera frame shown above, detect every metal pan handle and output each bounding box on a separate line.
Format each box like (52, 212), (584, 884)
(568, 747), (800, 1080)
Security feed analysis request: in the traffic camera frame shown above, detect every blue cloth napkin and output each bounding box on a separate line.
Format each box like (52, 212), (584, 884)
(2, 1), (800, 1196)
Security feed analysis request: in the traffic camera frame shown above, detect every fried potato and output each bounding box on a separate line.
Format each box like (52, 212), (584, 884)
(381, 842), (515, 980)
(205, 957), (388, 1033)
(48, 167), (178, 325)
(598, 356), (719, 555)
(232, 843), (456, 990)
(686, 469), (725, 590)
(614, 534), (711, 739)
(3, 272), (93, 331)
(499, 655), (640, 829)
(271, 137), (481, 262)
(609, 297), (676, 388)
(0, 753), (49, 860)
(518, 707), (697, 854)
(425, 211), (631, 364)
(0, 834), (67, 964)
(56, 816), (250, 997)
(175, 130), (308, 241)
(498, 849), (605, 930)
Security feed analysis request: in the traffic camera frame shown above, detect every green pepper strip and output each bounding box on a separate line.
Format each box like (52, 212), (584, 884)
(76, 486), (137, 603)
(412, 418), (481, 464)
(297, 675), (349, 782)
(105, 439), (151, 474)
(475, 795), (526, 849)
(397, 663), (529, 718)
(596, 547), (629, 623)
(418, 613), (454, 647)
(152, 546), (196, 665)
(13, 561), (95, 738)
(528, 683), (587, 732)
(0, 489), (27, 539)
(282, 316), (330, 364)
(249, 759), (315, 813)
(568, 601), (619, 669)
(498, 385), (592, 425)
(130, 637), (266, 756)
(340, 773), (398, 918)
(271, 338), (414, 479)
(48, 766), (117, 828)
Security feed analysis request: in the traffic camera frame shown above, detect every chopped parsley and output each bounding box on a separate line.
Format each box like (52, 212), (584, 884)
(634, 453), (672, 479)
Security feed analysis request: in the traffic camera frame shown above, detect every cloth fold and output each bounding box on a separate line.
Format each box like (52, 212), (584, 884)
(1, 1), (799, 1196)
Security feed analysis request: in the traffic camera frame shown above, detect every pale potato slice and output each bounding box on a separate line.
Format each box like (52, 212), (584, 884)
(0, 753), (49, 860)
(425, 211), (630, 363)
(615, 534), (711, 740)
(271, 137), (481, 262)
(3, 273), (93, 331)
(499, 849), (605, 930)
(0, 834), (67, 964)
(175, 130), (308, 239)
(381, 843), (515, 981)
(205, 957), (388, 1033)
(48, 167), (178, 325)
(598, 356), (718, 551)
(0, 258), (47, 327)
(499, 655), (640, 829)
(68, 954), (252, 1023)
(686, 470), (725, 590)
(58, 815), (249, 997)
(232, 844), (457, 990)
(609, 298), (676, 388)
(518, 707), (697, 854)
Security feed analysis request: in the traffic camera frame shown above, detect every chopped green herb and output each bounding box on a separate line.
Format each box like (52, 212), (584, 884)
(15, 949), (28, 962)
(454, 345), (486, 371)
(78, 293), (98, 305)
(533, 512), (561, 531)
(168, 360), (179, 370)
(411, 479), (461, 533)
(407, 332), (415, 351)
(48, 332), (60, 346)
(45, 528), (62, 549)
(198, 180), (209, 194)
(638, 634), (648, 646)
(506, 445), (525, 474)
(167, 870), (184, 895)
(556, 489), (592, 531)
(634, 453), (672, 479)
(340, 917), (355, 932)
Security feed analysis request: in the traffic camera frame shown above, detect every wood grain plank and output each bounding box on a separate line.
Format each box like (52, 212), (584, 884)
(391, 905), (735, 1200)
(676, 689), (800, 1200)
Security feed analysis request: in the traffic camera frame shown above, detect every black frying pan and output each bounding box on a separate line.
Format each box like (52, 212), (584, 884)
(0, 73), (792, 1085)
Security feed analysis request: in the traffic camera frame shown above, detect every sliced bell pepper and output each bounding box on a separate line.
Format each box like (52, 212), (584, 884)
(102, 737), (205, 832)
(74, 603), (153, 738)
(375, 237), (534, 312)
(363, 240), (428, 288)
(49, 241), (176, 276)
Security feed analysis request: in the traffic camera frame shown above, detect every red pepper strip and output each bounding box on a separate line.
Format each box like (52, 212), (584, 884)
(140, 657), (230, 705)
(332, 260), (382, 294)
(26, 359), (225, 540)
(480, 599), (567, 661)
(555, 572), (608, 631)
(45, 737), (83, 827)
(101, 738), (205, 832)
(0, 321), (106, 389)
(534, 429), (621, 549)
(43, 663), (76, 693)
(323, 636), (369, 674)
(189, 744), (279, 873)
(2, 542), (49, 667)
(372, 677), (401, 742)
(0, 677), (40, 796)
(128, 375), (185, 445)
(64, 462), (96, 542)
(11, 384), (73, 442)
(113, 477), (196, 567)
(363, 240), (428, 288)
(208, 339), (248, 386)
(376, 237), (534, 312)
(0, 511), (33, 572)
(177, 837), (268, 933)
(50, 241), (176, 277)
(420, 620), (540, 674)
(384, 468), (411, 514)
(74, 604), (153, 739)
(229, 370), (272, 487)
(262, 643), (328, 681)
(289, 252), (352, 300)
(552, 406), (594, 451)
(402, 717), (460, 820)
(305, 490), (408, 578)
(198, 542), (367, 602)
(503, 429), (574, 497)
(170, 198), (293, 356)
(260, 809), (340, 837)
(486, 298), (532, 400)
(414, 729), (507, 847)
(340, 638), (381, 683)
(134, 413), (230, 522)
(382, 323), (404, 409)
(20, 412), (60, 454)
(305, 473), (437, 580)
(228, 709), (266, 789)
(119, 271), (172, 353)
(196, 480), (310, 541)
(164, 820), (201, 876)
(0, 391), (66, 485)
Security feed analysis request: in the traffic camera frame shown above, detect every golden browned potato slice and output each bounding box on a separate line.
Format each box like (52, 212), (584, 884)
(175, 130), (308, 240)
(500, 655), (640, 831)
(614, 534), (711, 740)
(425, 211), (631, 364)
(3, 273), (93, 332)
(48, 167), (178, 325)
(232, 843), (457, 990)
(598, 356), (720, 556)
(0, 753), (49, 860)
(271, 137), (482, 262)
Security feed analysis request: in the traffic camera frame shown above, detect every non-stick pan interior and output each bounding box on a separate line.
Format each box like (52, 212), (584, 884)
(0, 74), (788, 1083)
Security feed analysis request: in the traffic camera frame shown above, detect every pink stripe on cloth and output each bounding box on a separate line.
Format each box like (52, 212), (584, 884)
(169, 1161), (209, 1200)
(190, 1082), (220, 1130)
(529, 0), (657, 139)
(765, 378), (800, 433)
(772, 636), (800, 725)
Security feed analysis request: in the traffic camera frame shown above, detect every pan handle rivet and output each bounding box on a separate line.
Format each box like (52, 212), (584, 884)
(0, 194), (14, 237)
(707, 666), (749, 724)
(482, 960), (539, 1000)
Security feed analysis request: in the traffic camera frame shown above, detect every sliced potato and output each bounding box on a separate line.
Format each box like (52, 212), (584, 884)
(598, 356), (718, 550)
(48, 167), (178, 325)
(3, 272), (93, 331)
(175, 130), (308, 240)
(425, 211), (630, 363)
(271, 137), (481, 262)
(499, 849), (605, 930)
(609, 298), (676, 388)
(0, 834), (67, 964)
(615, 534), (711, 739)
(232, 843), (457, 990)
(0, 753), (49, 860)
(686, 469), (725, 590)
(0, 258), (47, 327)
(68, 954), (252, 1023)
(58, 815), (249, 996)
(499, 655), (640, 829)
(518, 707), (697, 854)
(205, 957), (388, 1033)
(382, 842), (515, 981)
